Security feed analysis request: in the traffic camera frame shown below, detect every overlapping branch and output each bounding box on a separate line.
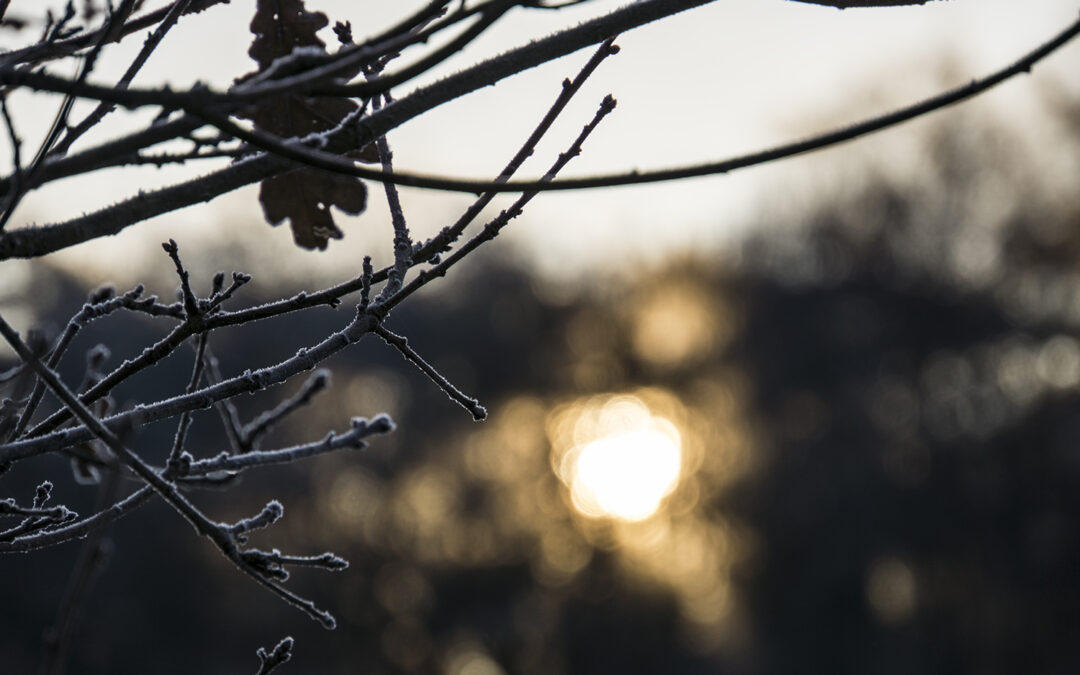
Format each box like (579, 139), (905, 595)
(0, 0), (714, 259)
(1, 0), (1075, 667)
(0, 29), (623, 641)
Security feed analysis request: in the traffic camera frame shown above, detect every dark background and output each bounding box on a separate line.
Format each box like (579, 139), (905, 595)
(2, 103), (1079, 674)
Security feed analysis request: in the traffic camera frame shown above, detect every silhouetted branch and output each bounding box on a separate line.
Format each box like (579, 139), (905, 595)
(0, 0), (713, 259)
(2, 305), (381, 462)
(371, 94), (412, 302)
(0, 0), (1062, 668)
(51, 0), (200, 155)
(238, 369), (331, 452)
(255, 636), (294, 675)
(165, 332), (208, 472)
(0, 311), (364, 628)
(0, 0), (230, 68)
(378, 94), (618, 315)
(39, 469), (119, 675)
(186, 414), (393, 475)
(791, 0), (943, 7)
(0, 484), (154, 553)
(374, 325), (487, 421)
(50, 7), (1077, 199)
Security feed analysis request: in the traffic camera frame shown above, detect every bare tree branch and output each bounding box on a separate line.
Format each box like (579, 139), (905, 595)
(1, 4), (1075, 261)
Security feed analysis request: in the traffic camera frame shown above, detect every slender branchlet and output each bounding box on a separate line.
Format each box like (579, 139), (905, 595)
(163, 239), (201, 321)
(239, 369), (331, 451)
(359, 255), (374, 310)
(166, 332), (208, 472)
(374, 324), (487, 421)
(0, 311), (352, 628)
(186, 415), (395, 475)
(371, 92), (413, 304)
(39, 466), (120, 675)
(255, 636), (294, 675)
(202, 349), (246, 455)
(0, 0), (1072, 667)
(0, 98), (23, 229)
(378, 94), (618, 317)
(52, 0), (199, 155)
(10, 284), (181, 442)
(0, 481), (78, 543)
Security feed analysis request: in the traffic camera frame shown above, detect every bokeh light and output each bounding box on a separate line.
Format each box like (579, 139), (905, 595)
(4, 3), (1080, 671)
(865, 557), (918, 624)
(543, 386), (752, 644)
(549, 393), (681, 522)
(630, 279), (732, 369)
(445, 645), (508, 675)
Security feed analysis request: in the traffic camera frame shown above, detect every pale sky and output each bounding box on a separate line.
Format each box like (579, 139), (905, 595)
(1, 0), (1078, 289)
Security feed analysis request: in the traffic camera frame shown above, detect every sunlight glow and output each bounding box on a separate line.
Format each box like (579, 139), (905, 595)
(573, 428), (681, 521)
(631, 281), (723, 368)
(553, 394), (683, 522)
(542, 388), (751, 632)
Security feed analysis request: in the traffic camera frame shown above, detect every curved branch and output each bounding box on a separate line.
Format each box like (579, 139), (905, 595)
(2, 2), (1073, 263)
(149, 9), (1080, 194)
(0, 0), (713, 260)
(0, 0), (230, 68)
(1, 307), (379, 462)
(791, 0), (942, 7)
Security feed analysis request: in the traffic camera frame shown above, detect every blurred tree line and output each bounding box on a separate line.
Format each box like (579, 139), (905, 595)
(2, 97), (1079, 675)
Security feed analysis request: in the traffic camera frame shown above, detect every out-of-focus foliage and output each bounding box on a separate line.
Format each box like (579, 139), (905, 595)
(3, 98), (1079, 674)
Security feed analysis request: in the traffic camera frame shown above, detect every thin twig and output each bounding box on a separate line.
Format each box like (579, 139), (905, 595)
(204, 272), (251, 312)
(52, 0), (198, 155)
(239, 369), (330, 451)
(0, 115), (204, 198)
(0, 98), (23, 228)
(255, 637), (294, 675)
(0, 481), (77, 543)
(201, 349), (245, 455)
(163, 239), (201, 320)
(0, 483), (152, 552)
(186, 415), (394, 475)
(227, 501), (283, 542)
(9, 285), (179, 442)
(0, 484), (154, 552)
(371, 93), (412, 303)
(411, 36), (620, 262)
(22, 304), (196, 440)
(39, 467), (119, 675)
(0, 0), (230, 68)
(0, 0), (140, 229)
(166, 332), (208, 471)
(242, 549), (348, 577)
(379, 94), (618, 316)
(4, 305), (381, 463)
(373, 324), (487, 421)
(0, 311), (344, 628)
(19, 241), (201, 439)
(128, 146), (246, 166)
(0, 0), (715, 259)
(0, 415), (392, 553)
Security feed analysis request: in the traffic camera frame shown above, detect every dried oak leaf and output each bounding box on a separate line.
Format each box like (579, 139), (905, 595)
(238, 0), (378, 250)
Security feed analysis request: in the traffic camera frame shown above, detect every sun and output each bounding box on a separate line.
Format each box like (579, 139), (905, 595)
(551, 394), (683, 522)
